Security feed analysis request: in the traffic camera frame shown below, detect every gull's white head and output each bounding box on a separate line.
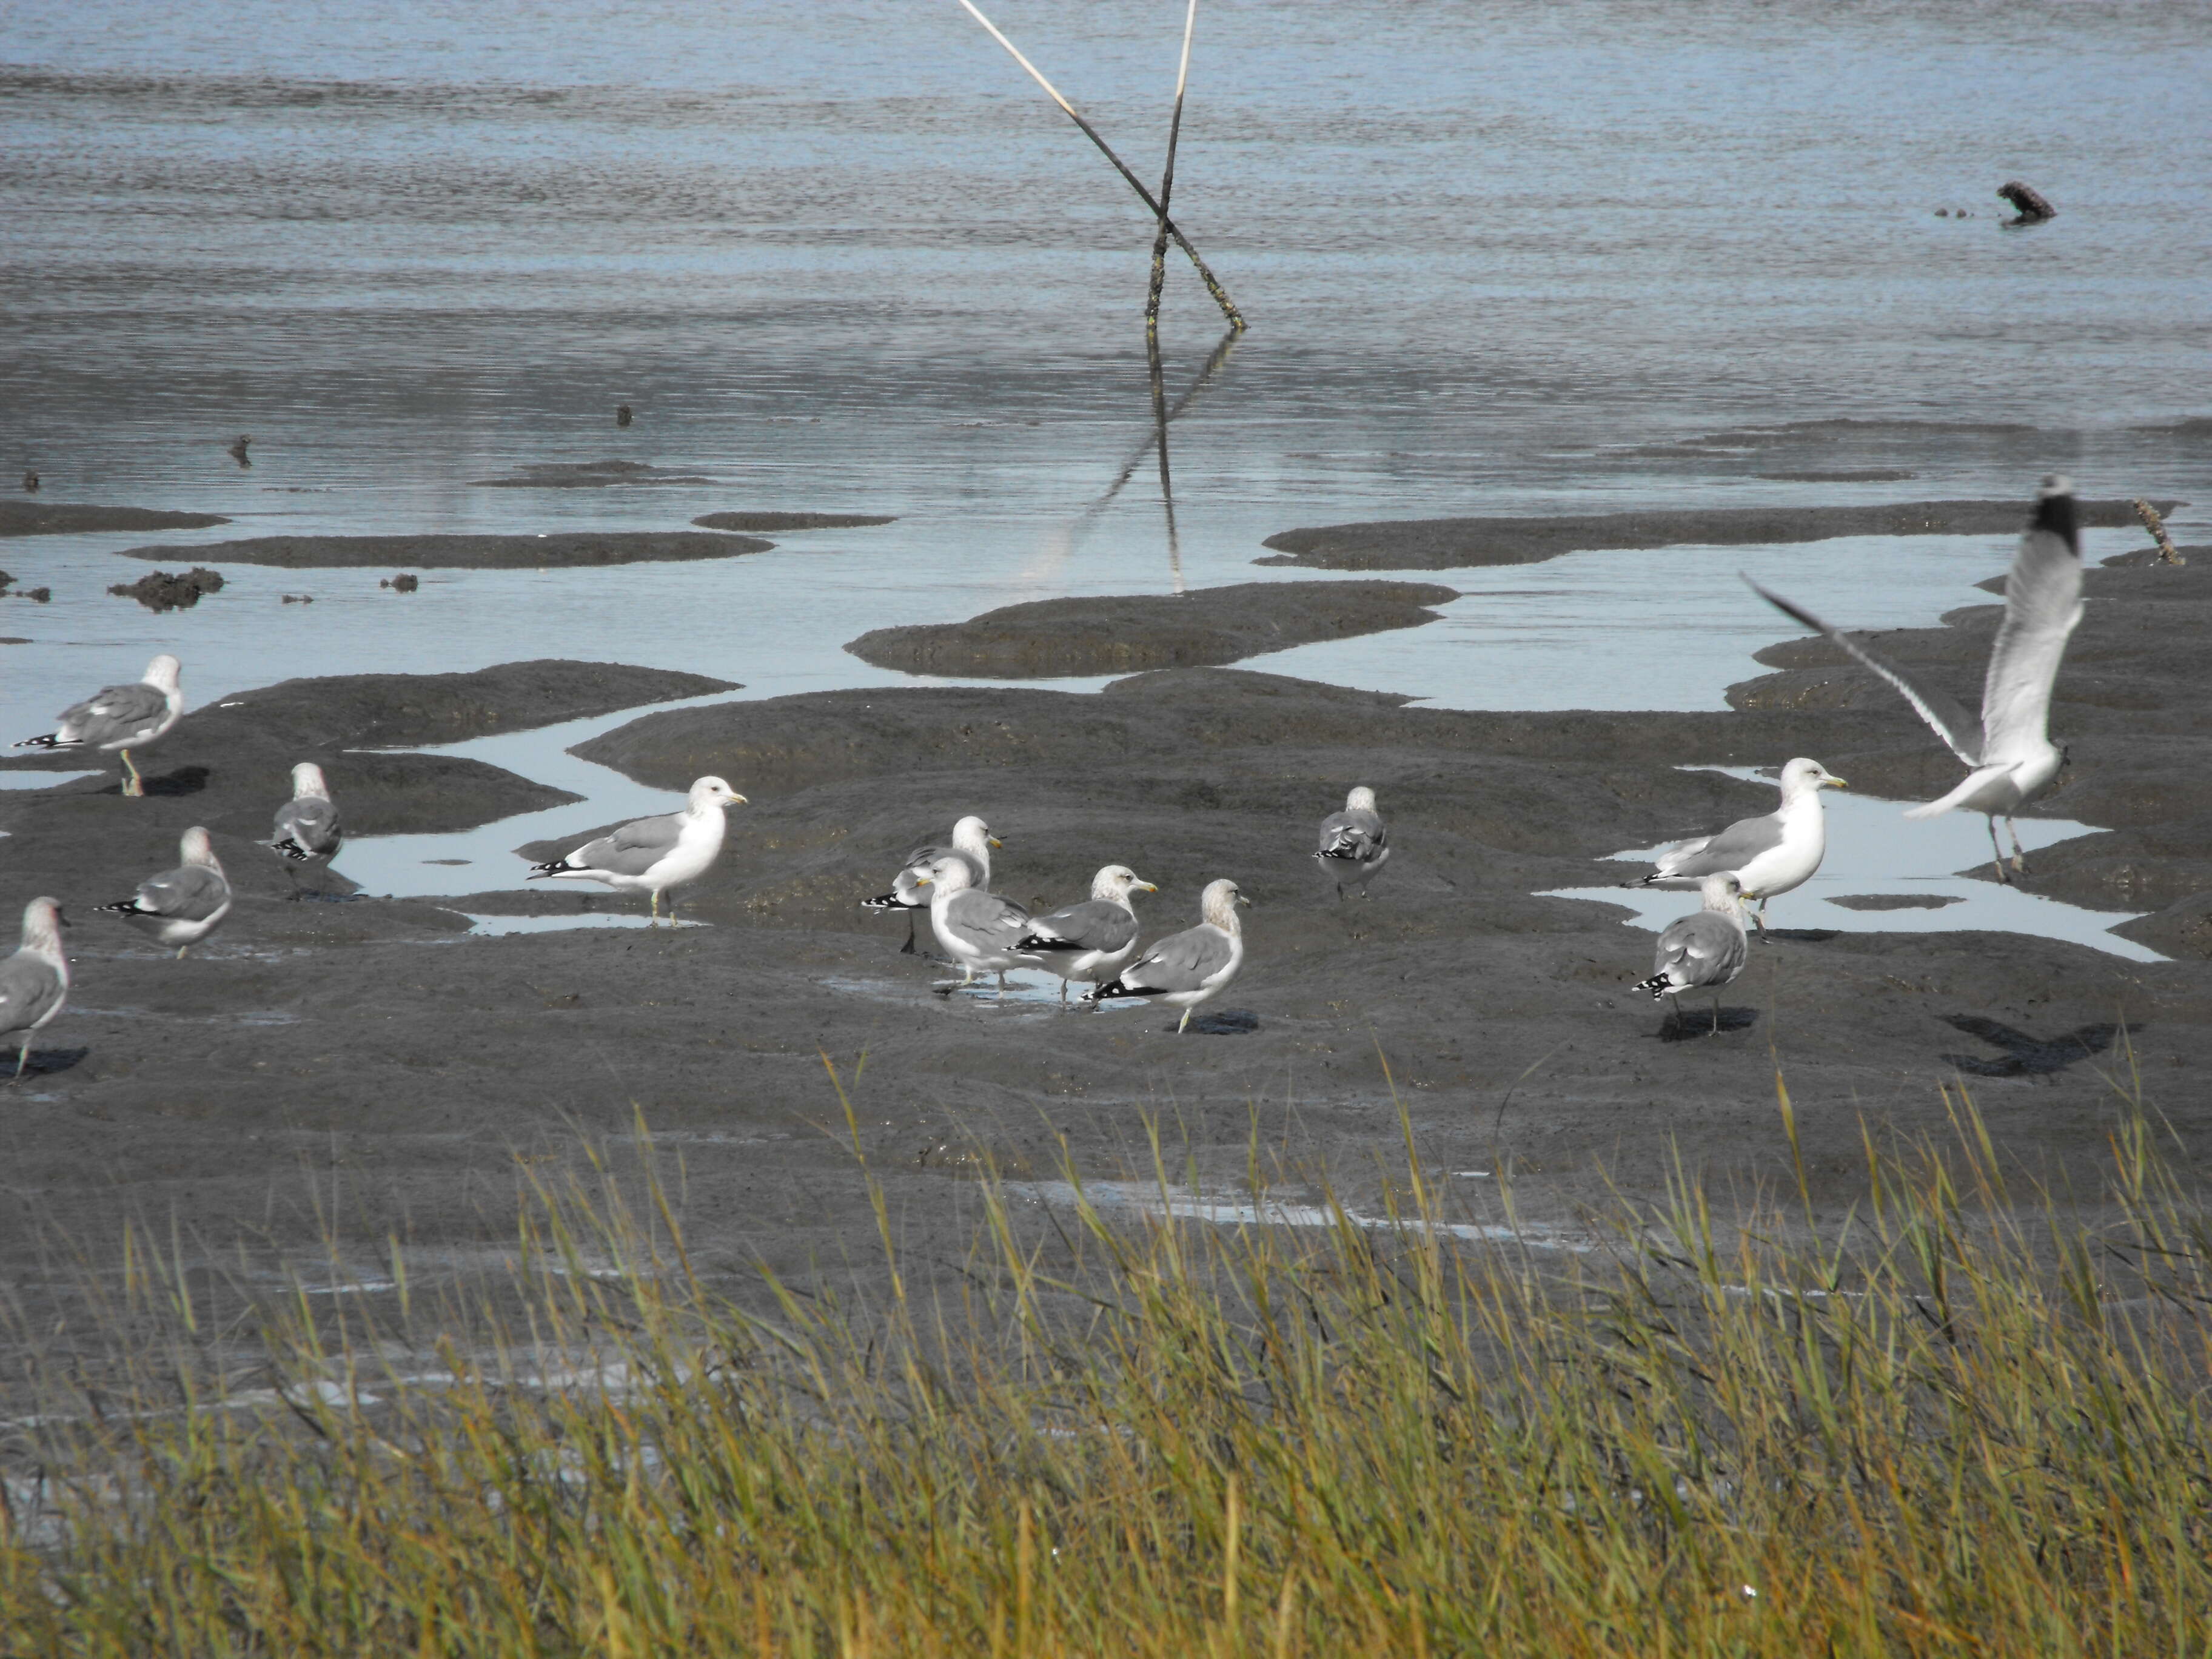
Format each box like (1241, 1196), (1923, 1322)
(1699, 873), (1745, 913)
(1200, 878), (1252, 930)
(19, 896), (65, 954)
(1091, 864), (1157, 902)
(144, 654), (183, 693)
(952, 815), (1000, 856)
(179, 826), (223, 872)
(289, 762), (330, 799)
(915, 854), (976, 897)
(1346, 786), (1378, 813)
(686, 776), (748, 810)
(1778, 757), (1846, 796)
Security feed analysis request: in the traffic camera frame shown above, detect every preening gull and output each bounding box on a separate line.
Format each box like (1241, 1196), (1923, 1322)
(269, 762), (343, 896)
(1015, 865), (1156, 1002)
(1748, 475), (2083, 883)
(0, 897), (70, 1080)
(1086, 878), (1250, 1033)
(526, 776), (746, 922)
(863, 814), (998, 954)
(1315, 786), (1390, 900)
(913, 853), (1034, 994)
(1633, 873), (1749, 1033)
(17, 654), (184, 797)
(1634, 758), (1846, 934)
(97, 826), (232, 957)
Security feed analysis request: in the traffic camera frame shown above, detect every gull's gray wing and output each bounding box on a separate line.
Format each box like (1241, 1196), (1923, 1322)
(941, 888), (1031, 955)
(59, 682), (169, 747)
(1316, 808), (1387, 864)
(1981, 512), (2084, 765)
(1126, 923), (1233, 993)
(1652, 812), (1783, 880)
(138, 865), (230, 922)
(0, 952), (64, 1036)
(1022, 898), (1137, 955)
(573, 812), (683, 877)
(274, 797), (343, 856)
(1746, 578), (1983, 766)
(1654, 912), (1747, 990)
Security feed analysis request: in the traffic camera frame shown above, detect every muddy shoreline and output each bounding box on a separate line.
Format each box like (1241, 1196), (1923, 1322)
(0, 501), (229, 537)
(117, 530), (774, 569)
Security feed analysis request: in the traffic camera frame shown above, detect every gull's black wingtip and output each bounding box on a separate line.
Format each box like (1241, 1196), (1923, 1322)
(2031, 474), (2079, 550)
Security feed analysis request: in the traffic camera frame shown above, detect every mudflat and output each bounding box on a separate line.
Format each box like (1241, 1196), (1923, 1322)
(0, 501), (229, 537)
(693, 511), (897, 532)
(116, 530), (773, 569)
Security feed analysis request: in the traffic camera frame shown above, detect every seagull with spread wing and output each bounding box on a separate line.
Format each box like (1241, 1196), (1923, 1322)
(1747, 475), (2083, 883)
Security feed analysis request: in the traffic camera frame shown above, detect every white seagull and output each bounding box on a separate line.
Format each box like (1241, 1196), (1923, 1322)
(97, 826), (232, 956)
(526, 776), (746, 922)
(1634, 758), (1848, 934)
(862, 814), (999, 954)
(1085, 878), (1251, 1033)
(1014, 865), (1156, 1002)
(1748, 475), (2084, 883)
(0, 897), (70, 1081)
(18, 653), (184, 797)
(1632, 873), (1749, 1034)
(913, 853), (1036, 994)
(1315, 786), (1390, 900)
(269, 762), (343, 895)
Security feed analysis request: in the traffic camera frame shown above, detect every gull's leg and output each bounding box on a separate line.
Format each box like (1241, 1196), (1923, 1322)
(1711, 993), (1722, 1035)
(176, 944), (189, 960)
(13, 1039), (29, 1080)
(649, 890), (662, 926)
(1058, 979), (1068, 1004)
(120, 749), (142, 797)
(1748, 899), (1768, 940)
(283, 862), (303, 903)
(1986, 816), (2009, 885)
(1177, 1007), (1193, 1034)
(666, 891), (679, 925)
(2006, 816), (2028, 874)
(902, 911), (919, 954)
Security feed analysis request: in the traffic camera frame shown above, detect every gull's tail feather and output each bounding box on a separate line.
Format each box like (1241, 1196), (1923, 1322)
(1016, 931), (1074, 954)
(860, 891), (917, 911)
(1633, 973), (1671, 1000)
(525, 858), (577, 880)
(16, 732), (70, 751)
(1902, 763), (2017, 820)
(270, 838), (312, 863)
(1084, 976), (1156, 1005)
(93, 898), (150, 917)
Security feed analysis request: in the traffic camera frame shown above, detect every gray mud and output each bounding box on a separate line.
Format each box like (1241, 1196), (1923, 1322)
(0, 501), (229, 537)
(118, 530), (773, 569)
(1256, 498), (2173, 571)
(692, 511), (897, 532)
(468, 460), (714, 488)
(845, 580), (1458, 678)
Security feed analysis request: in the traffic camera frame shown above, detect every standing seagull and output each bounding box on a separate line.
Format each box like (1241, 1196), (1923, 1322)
(1015, 865), (1157, 1002)
(0, 897), (70, 1081)
(97, 827), (232, 957)
(526, 776), (746, 922)
(1315, 786), (1390, 900)
(1634, 758), (1848, 935)
(862, 815), (999, 954)
(913, 853), (1034, 994)
(18, 654), (185, 797)
(1633, 874), (1749, 1035)
(269, 762), (344, 896)
(1748, 476), (2082, 883)
(1085, 878), (1250, 1033)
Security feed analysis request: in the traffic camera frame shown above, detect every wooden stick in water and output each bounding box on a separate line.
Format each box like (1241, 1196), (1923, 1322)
(2133, 498), (2186, 566)
(956, 0), (1246, 332)
(1144, 0), (1201, 338)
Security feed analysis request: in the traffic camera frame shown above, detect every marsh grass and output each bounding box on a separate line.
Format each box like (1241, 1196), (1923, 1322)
(1, 1070), (2207, 1655)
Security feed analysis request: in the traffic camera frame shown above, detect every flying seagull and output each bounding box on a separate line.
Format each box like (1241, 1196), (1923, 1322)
(1633, 758), (1847, 936)
(1747, 475), (2083, 883)
(0, 897), (70, 1080)
(1015, 864), (1156, 1002)
(526, 776), (746, 922)
(18, 653), (185, 797)
(1085, 878), (1250, 1033)
(1315, 785), (1390, 900)
(1633, 874), (1749, 1035)
(98, 826), (232, 957)
(863, 814), (999, 954)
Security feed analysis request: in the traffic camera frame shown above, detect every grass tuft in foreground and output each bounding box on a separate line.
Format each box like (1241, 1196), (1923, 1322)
(1, 1081), (2207, 1655)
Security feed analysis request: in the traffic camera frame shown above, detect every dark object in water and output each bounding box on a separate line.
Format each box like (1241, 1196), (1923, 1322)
(615, 404), (634, 427)
(0, 571), (10, 589)
(228, 435), (253, 466)
(1997, 181), (2055, 225)
(381, 572), (421, 592)
(108, 567), (224, 612)
(282, 592), (315, 605)
(16, 587), (50, 603)
(19, 471), (35, 492)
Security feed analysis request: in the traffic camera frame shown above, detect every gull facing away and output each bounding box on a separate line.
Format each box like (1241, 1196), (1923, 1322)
(1015, 865), (1157, 1002)
(1316, 785), (1390, 900)
(1748, 476), (2084, 884)
(862, 814), (999, 954)
(1632, 873), (1749, 1034)
(1085, 878), (1250, 1033)
(1, 897), (70, 1081)
(17, 653), (184, 797)
(1634, 758), (1847, 936)
(526, 776), (746, 923)
(96, 826), (232, 957)
(913, 853), (1035, 994)
(269, 762), (343, 896)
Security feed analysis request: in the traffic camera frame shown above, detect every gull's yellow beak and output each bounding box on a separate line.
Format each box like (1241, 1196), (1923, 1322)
(1236, 892), (1253, 907)
(988, 836), (1004, 848)
(1136, 882), (1158, 893)
(914, 876), (933, 887)
(1825, 775), (1849, 790)
(730, 793), (749, 805)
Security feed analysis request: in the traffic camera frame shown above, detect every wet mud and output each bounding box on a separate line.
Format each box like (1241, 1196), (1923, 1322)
(0, 501), (229, 537)
(469, 460), (716, 488)
(116, 530), (774, 569)
(692, 511), (897, 532)
(843, 580), (1458, 678)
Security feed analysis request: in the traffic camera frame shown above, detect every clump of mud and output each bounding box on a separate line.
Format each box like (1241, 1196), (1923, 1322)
(108, 566), (225, 612)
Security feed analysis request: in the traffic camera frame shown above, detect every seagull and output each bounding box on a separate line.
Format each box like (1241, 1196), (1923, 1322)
(1315, 785), (1390, 900)
(1085, 878), (1251, 1033)
(1014, 865), (1156, 1002)
(912, 853), (1035, 994)
(526, 776), (746, 922)
(1, 897), (70, 1081)
(1748, 475), (2083, 883)
(1634, 758), (1847, 934)
(862, 814), (999, 954)
(18, 653), (186, 797)
(98, 826), (232, 957)
(1633, 874), (1749, 1034)
(269, 762), (343, 896)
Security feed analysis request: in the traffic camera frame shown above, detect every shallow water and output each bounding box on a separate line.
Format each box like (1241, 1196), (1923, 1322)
(3, 0), (2206, 953)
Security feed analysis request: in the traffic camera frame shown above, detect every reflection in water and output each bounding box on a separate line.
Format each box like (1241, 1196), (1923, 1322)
(1147, 333), (1184, 592)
